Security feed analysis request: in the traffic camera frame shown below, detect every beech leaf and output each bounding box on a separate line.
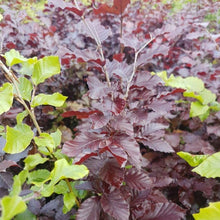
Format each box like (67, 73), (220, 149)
(0, 83), (13, 115)
(24, 153), (49, 170)
(192, 152), (220, 178)
(4, 49), (27, 66)
(177, 152), (209, 167)
(100, 190), (129, 220)
(31, 93), (67, 107)
(1, 196), (27, 220)
(32, 56), (60, 85)
(76, 196), (101, 220)
(4, 124), (34, 154)
(193, 202), (220, 220)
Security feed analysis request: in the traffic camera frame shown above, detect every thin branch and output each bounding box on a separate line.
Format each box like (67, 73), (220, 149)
(124, 34), (154, 99)
(74, 0), (111, 87)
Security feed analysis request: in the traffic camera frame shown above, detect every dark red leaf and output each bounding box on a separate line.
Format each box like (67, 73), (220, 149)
(111, 135), (142, 169)
(61, 110), (100, 119)
(87, 76), (110, 99)
(48, 0), (83, 16)
(140, 202), (186, 220)
(62, 132), (106, 159)
(99, 158), (124, 187)
(94, 0), (130, 15)
(107, 144), (128, 167)
(76, 196), (101, 220)
(125, 168), (152, 190)
(77, 19), (112, 42)
(0, 160), (18, 172)
(113, 53), (125, 62)
(89, 111), (111, 129)
(100, 190), (130, 220)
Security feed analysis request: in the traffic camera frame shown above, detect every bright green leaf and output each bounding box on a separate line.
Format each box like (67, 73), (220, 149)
(31, 93), (67, 107)
(209, 101), (220, 111)
(27, 169), (50, 186)
(177, 151), (209, 167)
(16, 110), (29, 125)
(34, 133), (55, 152)
(63, 192), (76, 214)
(1, 196), (27, 220)
(199, 89), (216, 105)
(16, 77), (33, 101)
(32, 56), (60, 85)
(50, 129), (62, 147)
(19, 57), (38, 76)
(24, 153), (48, 170)
(190, 101), (209, 118)
(193, 152), (220, 178)
(50, 158), (89, 185)
(184, 77), (204, 92)
(4, 124), (34, 153)
(0, 14), (3, 21)
(10, 170), (28, 197)
(0, 83), (13, 115)
(39, 182), (54, 197)
(4, 49), (27, 66)
(193, 202), (220, 220)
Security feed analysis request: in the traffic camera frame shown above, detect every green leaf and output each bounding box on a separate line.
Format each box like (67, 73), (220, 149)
(193, 202), (220, 220)
(1, 196), (27, 220)
(4, 49), (27, 66)
(28, 169), (50, 186)
(0, 125), (4, 135)
(16, 77), (33, 101)
(14, 209), (36, 220)
(190, 101), (209, 118)
(19, 57), (38, 76)
(177, 151), (209, 167)
(199, 89), (216, 105)
(63, 192), (76, 214)
(50, 159), (89, 185)
(34, 133), (55, 152)
(0, 83), (13, 115)
(10, 170), (28, 197)
(50, 129), (62, 147)
(32, 56), (60, 85)
(193, 152), (220, 178)
(31, 93), (67, 107)
(4, 124), (34, 153)
(24, 153), (48, 170)
(54, 180), (69, 194)
(16, 110), (29, 125)
(209, 101), (220, 111)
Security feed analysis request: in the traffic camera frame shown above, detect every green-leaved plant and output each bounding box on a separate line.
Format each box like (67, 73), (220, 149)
(0, 49), (89, 219)
(152, 71), (220, 120)
(154, 71), (220, 219)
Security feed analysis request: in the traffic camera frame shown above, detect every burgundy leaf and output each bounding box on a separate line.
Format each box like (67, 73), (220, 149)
(100, 190), (130, 220)
(89, 111), (111, 129)
(99, 158), (124, 188)
(61, 110), (100, 119)
(142, 139), (174, 153)
(94, 0), (130, 15)
(77, 19), (112, 42)
(111, 135), (142, 169)
(62, 132), (106, 158)
(140, 202), (186, 220)
(76, 196), (101, 220)
(108, 144), (128, 167)
(125, 168), (152, 190)
(87, 76), (110, 99)
(48, 0), (83, 16)
(0, 160), (18, 172)
(110, 116), (134, 136)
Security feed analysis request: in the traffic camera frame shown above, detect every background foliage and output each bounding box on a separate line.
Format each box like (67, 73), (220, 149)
(0, 0), (220, 219)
